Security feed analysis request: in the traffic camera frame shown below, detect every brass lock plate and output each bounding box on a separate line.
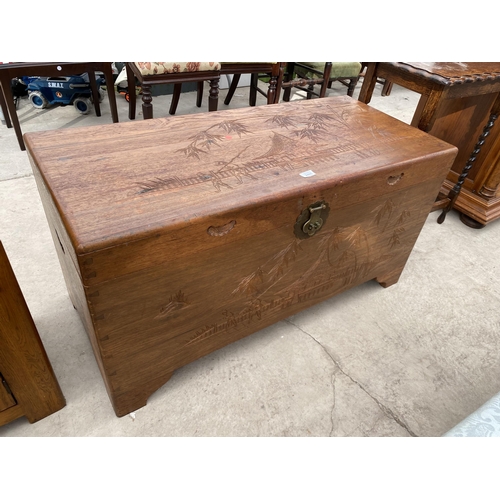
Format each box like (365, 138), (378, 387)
(294, 201), (330, 239)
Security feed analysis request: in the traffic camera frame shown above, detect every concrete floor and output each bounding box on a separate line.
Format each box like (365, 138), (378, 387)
(1, 77), (499, 437)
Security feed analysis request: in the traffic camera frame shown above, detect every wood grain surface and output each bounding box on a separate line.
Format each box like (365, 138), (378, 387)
(0, 242), (65, 424)
(26, 96), (458, 416)
(393, 62), (500, 86)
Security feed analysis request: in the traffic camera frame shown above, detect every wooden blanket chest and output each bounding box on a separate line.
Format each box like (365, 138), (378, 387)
(25, 96), (457, 417)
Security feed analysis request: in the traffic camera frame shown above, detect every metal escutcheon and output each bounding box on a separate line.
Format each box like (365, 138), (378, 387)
(294, 201), (329, 239)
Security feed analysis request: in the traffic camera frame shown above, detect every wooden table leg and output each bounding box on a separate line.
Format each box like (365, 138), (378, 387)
(414, 89), (443, 132)
(358, 62), (378, 104)
(0, 74), (25, 150)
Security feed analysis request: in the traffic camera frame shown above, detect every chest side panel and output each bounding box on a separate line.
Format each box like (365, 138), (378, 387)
(29, 165), (117, 399)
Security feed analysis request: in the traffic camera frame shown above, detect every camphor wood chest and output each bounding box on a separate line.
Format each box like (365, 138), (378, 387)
(25, 96), (457, 417)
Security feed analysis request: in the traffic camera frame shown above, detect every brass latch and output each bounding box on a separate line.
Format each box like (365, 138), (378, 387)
(294, 201), (329, 239)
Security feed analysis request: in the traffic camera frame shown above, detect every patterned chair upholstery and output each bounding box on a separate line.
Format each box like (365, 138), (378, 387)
(126, 62), (221, 120)
(134, 62), (221, 75)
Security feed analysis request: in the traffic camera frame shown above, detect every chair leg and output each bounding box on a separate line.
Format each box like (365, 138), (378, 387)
(224, 74), (241, 105)
(267, 73), (277, 104)
(382, 80), (393, 96)
(101, 63), (119, 123)
(249, 73), (258, 106)
(88, 70), (102, 117)
(319, 63), (332, 98)
(141, 83), (153, 119)
(208, 78), (219, 112)
(0, 74), (25, 150)
(282, 62), (295, 102)
(347, 77), (358, 97)
(273, 63), (285, 104)
(358, 63), (379, 104)
(196, 82), (203, 107)
(169, 83), (182, 115)
(306, 82), (314, 100)
(0, 83), (12, 128)
(126, 64), (137, 120)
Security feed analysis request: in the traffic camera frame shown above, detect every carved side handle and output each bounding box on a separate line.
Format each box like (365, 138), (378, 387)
(207, 220), (236, 236)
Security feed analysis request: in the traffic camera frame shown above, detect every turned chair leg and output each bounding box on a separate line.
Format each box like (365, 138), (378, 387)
(208, 78), (219, 112)
(141, 84), (153, 119)
(267, 74), (278, 104)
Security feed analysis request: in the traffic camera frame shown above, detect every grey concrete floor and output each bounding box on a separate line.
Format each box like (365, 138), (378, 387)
(1, 78), (499, 437)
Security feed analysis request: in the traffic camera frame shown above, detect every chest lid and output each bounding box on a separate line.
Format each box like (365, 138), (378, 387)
(25, 96), (455, 257)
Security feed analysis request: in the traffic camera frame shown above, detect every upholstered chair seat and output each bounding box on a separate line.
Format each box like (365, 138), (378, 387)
(127, 62), (221, 119)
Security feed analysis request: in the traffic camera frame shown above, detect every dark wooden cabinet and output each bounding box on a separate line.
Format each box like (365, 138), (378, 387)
(0, 242), (65, 426)
(359, 62), (500, 227)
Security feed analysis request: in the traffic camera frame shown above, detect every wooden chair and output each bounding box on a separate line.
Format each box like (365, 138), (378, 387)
(221, 63), (283, 106)
(126, 62), (221, 120)
(281, 62), (362, 101)
(195, 63), (283, 110)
